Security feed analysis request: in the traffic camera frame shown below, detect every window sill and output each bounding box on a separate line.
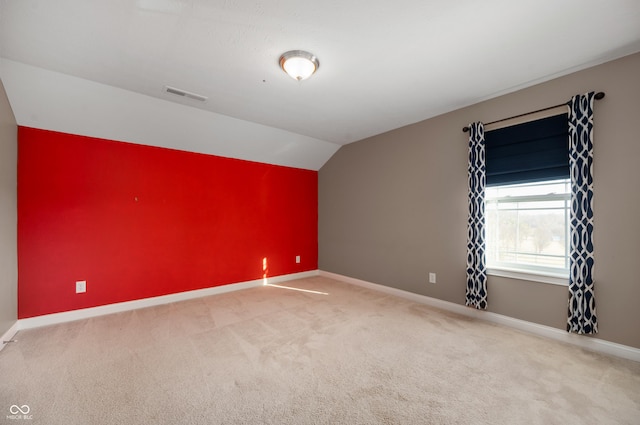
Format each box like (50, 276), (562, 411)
(487, 267), (568, 286)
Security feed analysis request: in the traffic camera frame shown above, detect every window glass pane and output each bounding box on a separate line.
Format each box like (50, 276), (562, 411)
(517, 210), (565, 264)
(485, 179), (569, 276)
(496, 200), (565, 210)
(495, 202), (518, 210)
(487, 180), (569, 198)
(520, 200), (565, 209)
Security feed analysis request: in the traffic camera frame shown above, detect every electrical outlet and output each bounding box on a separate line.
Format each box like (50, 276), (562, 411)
(76, 280), (86, 293)
(429, 273), (436, 284)
(295, 255), (301, 264)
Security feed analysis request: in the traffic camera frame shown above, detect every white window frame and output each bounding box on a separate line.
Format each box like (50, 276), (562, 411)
(485, 179), (570, 286)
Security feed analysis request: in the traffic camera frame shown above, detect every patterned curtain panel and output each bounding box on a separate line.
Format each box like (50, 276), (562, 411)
(567, 92), (597, 334)
(466, 122), (488, 310)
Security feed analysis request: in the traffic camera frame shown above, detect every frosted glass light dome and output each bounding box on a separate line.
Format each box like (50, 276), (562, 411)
(279, 50), (319, 81)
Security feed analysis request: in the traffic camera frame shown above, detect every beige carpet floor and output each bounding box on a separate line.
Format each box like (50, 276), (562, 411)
(1, 276), (639, 424)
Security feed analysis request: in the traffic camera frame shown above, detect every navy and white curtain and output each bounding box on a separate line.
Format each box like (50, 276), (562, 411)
(466, 122), (488, 310)
(567, 92), (597, 334)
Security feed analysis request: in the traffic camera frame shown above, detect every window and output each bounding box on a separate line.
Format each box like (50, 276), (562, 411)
(486, 179), (570, 278)
(483, 113), (570, 282)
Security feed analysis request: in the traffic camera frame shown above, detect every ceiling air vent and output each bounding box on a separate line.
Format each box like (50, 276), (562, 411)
(164, 85), (208, 102)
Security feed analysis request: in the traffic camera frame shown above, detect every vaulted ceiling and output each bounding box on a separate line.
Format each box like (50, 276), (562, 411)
(1, 0), (640, 170)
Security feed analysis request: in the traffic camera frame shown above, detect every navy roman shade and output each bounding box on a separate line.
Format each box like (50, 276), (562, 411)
(485, 113), (569, 186)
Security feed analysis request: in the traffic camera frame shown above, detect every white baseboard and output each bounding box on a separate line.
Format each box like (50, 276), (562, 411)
(15, 268), (638, 362)
(18, 270), (319, 331)
(319, 270), (640, 363)
(1, 321), (19, 352)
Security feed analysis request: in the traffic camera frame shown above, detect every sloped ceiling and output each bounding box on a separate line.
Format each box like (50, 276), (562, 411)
(1, 0), (640, 170)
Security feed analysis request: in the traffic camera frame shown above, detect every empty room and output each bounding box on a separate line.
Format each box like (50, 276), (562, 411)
(1, 1), (639, 424)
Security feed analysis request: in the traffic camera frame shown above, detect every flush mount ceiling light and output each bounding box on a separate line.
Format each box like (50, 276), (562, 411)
(279, 50), (319, 81)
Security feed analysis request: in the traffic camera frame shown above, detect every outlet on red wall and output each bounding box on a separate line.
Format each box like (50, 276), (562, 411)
(17, 127), (318, 318)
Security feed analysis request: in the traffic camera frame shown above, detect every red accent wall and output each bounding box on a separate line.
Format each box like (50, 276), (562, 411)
(17, 127), (318, 318)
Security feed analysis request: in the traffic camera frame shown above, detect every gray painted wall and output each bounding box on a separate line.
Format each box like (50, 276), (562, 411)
(319, 52), (640, 349)
(0, 78), (18, 337)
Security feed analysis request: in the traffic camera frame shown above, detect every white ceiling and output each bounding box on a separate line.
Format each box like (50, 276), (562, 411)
(1, 0), (640, 169)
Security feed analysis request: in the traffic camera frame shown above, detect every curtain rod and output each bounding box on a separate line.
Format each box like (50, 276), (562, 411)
(461, 91), (605, 133)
